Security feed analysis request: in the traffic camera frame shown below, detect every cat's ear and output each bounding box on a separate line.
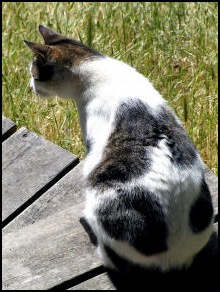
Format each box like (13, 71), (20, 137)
(24, 40), (51, 57)
(39, 25), (65, 44)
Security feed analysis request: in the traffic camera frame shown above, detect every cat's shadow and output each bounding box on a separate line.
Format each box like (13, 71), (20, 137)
(80, 217), (218, 292)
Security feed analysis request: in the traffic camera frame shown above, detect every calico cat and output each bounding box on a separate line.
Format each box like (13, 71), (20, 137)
(25, 25), (214, 273)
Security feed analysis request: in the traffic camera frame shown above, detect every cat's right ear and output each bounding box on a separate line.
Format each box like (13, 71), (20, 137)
(38, 25), (64, 44)
(24, 40), (51, 57)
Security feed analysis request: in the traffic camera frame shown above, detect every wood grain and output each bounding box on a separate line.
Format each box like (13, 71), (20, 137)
(3, 161), (85, 233)
(2, 202), (101, 290)
(2, 161), (108, 290)
(2, 127), (79, 225)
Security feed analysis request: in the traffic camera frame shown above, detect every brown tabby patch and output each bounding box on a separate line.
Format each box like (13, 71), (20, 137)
(25, 25), (104, 67)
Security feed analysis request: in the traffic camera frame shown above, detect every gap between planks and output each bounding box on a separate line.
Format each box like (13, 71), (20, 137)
(2, 126), (79, 228)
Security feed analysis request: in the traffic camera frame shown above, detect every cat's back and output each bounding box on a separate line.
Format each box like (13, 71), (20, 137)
(83, 59), (213, 272)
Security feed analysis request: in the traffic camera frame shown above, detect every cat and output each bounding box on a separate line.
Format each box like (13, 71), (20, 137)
(24, 25), (214, 274)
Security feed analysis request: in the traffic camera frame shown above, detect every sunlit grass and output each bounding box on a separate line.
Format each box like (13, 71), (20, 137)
(2, 2), (218, 174)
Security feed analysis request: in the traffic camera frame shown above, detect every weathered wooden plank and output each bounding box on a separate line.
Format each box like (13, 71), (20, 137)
(3, 161), (85, 234)
(2, 202), (101, 290)
(68, 272), (116, 290)
(2, 161), (105, 290)
(2, 115), (17, 141)
(2, 127), (79, 225)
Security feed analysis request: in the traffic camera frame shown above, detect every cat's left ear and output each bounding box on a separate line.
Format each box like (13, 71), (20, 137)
(24, 40), (51, 57)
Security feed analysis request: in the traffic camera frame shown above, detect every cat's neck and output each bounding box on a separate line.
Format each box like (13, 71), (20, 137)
(74, 80), (117, 153)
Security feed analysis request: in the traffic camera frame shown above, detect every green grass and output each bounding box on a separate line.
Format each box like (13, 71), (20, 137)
(2, 2), (218, 175)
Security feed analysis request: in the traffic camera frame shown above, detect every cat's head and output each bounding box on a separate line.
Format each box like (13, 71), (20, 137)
(24, 25), (103, 99)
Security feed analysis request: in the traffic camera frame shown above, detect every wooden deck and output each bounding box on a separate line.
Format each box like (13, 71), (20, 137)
(2, 115), (218, 291)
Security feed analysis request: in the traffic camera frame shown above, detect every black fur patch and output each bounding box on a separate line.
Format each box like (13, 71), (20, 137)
(189, 179), (213, 233)
(89, 99), (197, 188)
(31, 56), (54, 82)
(98, 186), (168, 256)
(156, 104), (197, 166)
(89, 100), (156, 187)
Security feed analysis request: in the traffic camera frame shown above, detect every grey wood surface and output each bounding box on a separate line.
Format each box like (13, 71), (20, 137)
(2, 202), (101, 290)
(68, 272), (116, 290)
(2, 161), (106, 290)
(2, 115), (17, 141)
(3, 161), (85, 233)
(2, 127), (79, 224)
